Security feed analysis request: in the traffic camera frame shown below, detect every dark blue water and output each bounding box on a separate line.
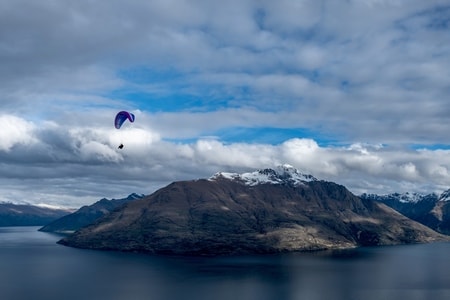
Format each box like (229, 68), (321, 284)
(1, 227), (449, 300)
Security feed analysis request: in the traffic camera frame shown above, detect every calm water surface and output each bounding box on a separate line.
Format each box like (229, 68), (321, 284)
(0, 226), (449, 300)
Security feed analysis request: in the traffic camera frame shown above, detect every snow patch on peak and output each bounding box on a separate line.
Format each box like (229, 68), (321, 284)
(361, 192), (438, 204)
(438, 189), (450, 202)
(210, 165), (317, 186)
(126, 193), (146, 200)
(395, 192), (425, 203)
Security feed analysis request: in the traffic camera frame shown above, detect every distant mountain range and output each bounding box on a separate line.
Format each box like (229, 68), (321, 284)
(5, 165), (450, 256)
(39, 193), (145, 234)
(0, 203), (73, 227)
(58, 166), (448, 256)
(360, 191), (450, 235)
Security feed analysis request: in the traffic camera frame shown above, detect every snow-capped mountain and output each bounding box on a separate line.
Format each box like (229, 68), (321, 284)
(360, 189), (450, 235)
(360, 192), (438, 204)
(60, 167), (447, 256)
(210, 164), (317, 186)
(438, 189), (450, 202)
(395, 192), (429, 203)
(362, 189), (450, 204)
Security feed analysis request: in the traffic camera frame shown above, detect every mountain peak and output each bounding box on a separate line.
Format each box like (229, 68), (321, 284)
(390, 192), (427, 203)
(438, 189), (450, 202)
(60, 169), (449, 256)
(210, 164), (317, 186)
(126, 193), (146, 200)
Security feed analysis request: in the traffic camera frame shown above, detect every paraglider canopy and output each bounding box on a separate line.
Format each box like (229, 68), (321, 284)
(114, 111), (135, 129)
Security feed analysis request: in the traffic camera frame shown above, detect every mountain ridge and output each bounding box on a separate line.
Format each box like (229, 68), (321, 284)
(210, 164), (318, 186)
(59, 167), (448, 256)
(0, 202), (73, 227)
(39, 193), (145, 234)
(360, 190), (450, 235)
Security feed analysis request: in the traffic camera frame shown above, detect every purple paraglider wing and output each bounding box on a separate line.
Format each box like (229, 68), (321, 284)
(114, 111), (135, 129)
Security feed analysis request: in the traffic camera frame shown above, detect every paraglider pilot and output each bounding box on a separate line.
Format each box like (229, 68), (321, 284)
(118, 143), (124, 149)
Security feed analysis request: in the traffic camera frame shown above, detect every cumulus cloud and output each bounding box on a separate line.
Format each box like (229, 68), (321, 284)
(2, 110), (450, 207)
(0, 115), (36, 151)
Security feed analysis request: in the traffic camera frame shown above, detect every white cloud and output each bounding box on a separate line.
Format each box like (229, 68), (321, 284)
(0, 115), (36, 151)
(78, 141), (122, 162)
(2, 112), (450, 206)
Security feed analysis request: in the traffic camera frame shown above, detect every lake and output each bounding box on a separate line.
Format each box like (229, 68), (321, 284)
(0, 227), (449, 300)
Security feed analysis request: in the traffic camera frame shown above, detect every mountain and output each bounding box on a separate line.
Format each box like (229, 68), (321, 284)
(359, 192), (439, 227)
(39, 193), (145, 234)
(360, 190), (450, 235)
(0, 203), (73, 227)
(59, 166), (447, 256)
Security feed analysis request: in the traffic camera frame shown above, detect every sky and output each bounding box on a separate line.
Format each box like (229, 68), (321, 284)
(1, 0), (450, 208)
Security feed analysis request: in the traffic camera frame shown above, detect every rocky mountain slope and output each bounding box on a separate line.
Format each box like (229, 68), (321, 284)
(360, 191), (450, 235)
(39, 193), (144, 234)
(0, 203), (72, 227)
(59, 166), (448, 256)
